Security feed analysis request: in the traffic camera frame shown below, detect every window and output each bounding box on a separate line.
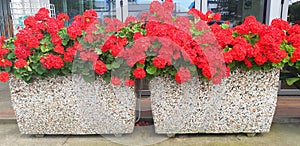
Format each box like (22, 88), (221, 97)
(125, 0), (195, 18)
(207, 0), (267, 26)
(50, 0), (117, 23)
(278, 0), (300, 96)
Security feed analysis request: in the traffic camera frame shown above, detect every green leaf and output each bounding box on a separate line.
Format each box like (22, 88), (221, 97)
(106, 64), (113, 70)
(288, 61), (295, 66)
(26, 66), (32, 72)
(15, 73), (22, 78)
(282, 57), (290, 63)
(145, 74), (155, 80)
(296, 61), (300, 69)
(34, 64), (47, 75)
(7, 53), (15, 59)
(112, 61), (121, 69)
(285, 45), (295, 53)
(25, 76), (32, 82)
(286, 77), (300, 86)
(62, 69), (70, 75)
(51, 69), (59, 75)
(188, 66), (197, 72)
(136, 63), (145, 68)
(118, 32), (126, 38)
(40, 45), (51, 53)
(277, 62), (285, 68)
(232, 32), (239, 38)
(221, 24), (229, 29)
(146, 65), (157, 75)
(228, 62), (236, 69)
(169, 69), (177, 76)
(62, 39), (69, 46)
(95, 47), (102, 55)
(103, 75), (111, 82)
(263, 64), (271, 70)
(83, 75), (95, 83)
(252, 66), (261, 71)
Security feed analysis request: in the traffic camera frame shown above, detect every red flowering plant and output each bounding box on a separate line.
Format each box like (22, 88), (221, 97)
(0, 1), (226, 85)
(0, 8), (74, 82)
(278, 24), (300, 87)
(101, 0), (226, 85)
(3, 0), (299, 86)
(0, 8), (112, 83)
(189, 8), (299, 74)
(0, 36), (11, 82)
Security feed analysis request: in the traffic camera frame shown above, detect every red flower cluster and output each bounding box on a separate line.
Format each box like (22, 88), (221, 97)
(67, 9), (98, 39)
(113, 0), (226, 84)
(93, 60), (107, 75)
(14, 59), (27, 68)
(175, 67), (191, 84)
(148, 1), (174, 23)
(133, 67), (146, 79)
(111, 76), (121, 85)
(0, 59), (12, 68)
(0, 72), (9, 82)
(153, 56), (167, 68)
(40, 54), (64, 69)
(288, 25), (300, 62)
(0, 37), (10, 83)
(188, 9), (221, 22)
(102, 35), (128, 57)
(118, 37), (149, 67)
(125, 78), (135, 86)
(103, 18), (125, 33)
(145, 21), (223, 81)
(3, 2), (300, 85)
(0, 37), (8, 58)
(14, 8), (75, 71)
(211, 15), (289, 67)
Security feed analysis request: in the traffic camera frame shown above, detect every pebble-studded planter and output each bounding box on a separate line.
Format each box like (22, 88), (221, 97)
(150, 69), (280, 136)
(9, 75), (136, 135)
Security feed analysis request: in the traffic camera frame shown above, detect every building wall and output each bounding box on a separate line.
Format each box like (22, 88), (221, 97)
(10, 0), (51, 34)
(0, 0), (13, 37)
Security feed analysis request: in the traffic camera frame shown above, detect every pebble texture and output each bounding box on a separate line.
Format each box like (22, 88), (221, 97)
(9, 75), (136, 135)
(150, 69), (280, 134)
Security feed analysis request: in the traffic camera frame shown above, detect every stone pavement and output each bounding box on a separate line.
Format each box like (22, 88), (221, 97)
(0, 120), (300, 146)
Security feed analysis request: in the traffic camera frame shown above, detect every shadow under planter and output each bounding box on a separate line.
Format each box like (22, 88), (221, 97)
(9, 75), (136, 136)
(150, 69), (280, 137)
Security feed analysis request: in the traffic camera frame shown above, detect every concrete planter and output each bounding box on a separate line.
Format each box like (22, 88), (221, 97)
(9, 75), (136, 135)
(150, 69), (280, 136)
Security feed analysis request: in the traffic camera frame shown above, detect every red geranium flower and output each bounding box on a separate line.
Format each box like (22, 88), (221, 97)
(14, 46), (31, 59)
(133, 67), (146, 79)
(14, 59), (27, 68)
(40, 54), (64, 69)
(0, 48), (9, 59)
(111, 76), (121, 85)
(175, 67), (191, 84)
(54, 45), (65, 54)
(152, 56), (167, 68)
(244, 59), (252, 68)
(0, 72), (9, 83)
(34, 7), (50, 21)
(133, 32), (143, 41)
(0, 59), (12, 68)
(93, 60), (107, 75)
(125, 78), (135, 86)
(57, 13), (69, 22)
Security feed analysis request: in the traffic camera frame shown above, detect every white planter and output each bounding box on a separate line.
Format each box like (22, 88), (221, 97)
(150, 69), (280, 135)
(9, 75), (136, 135)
